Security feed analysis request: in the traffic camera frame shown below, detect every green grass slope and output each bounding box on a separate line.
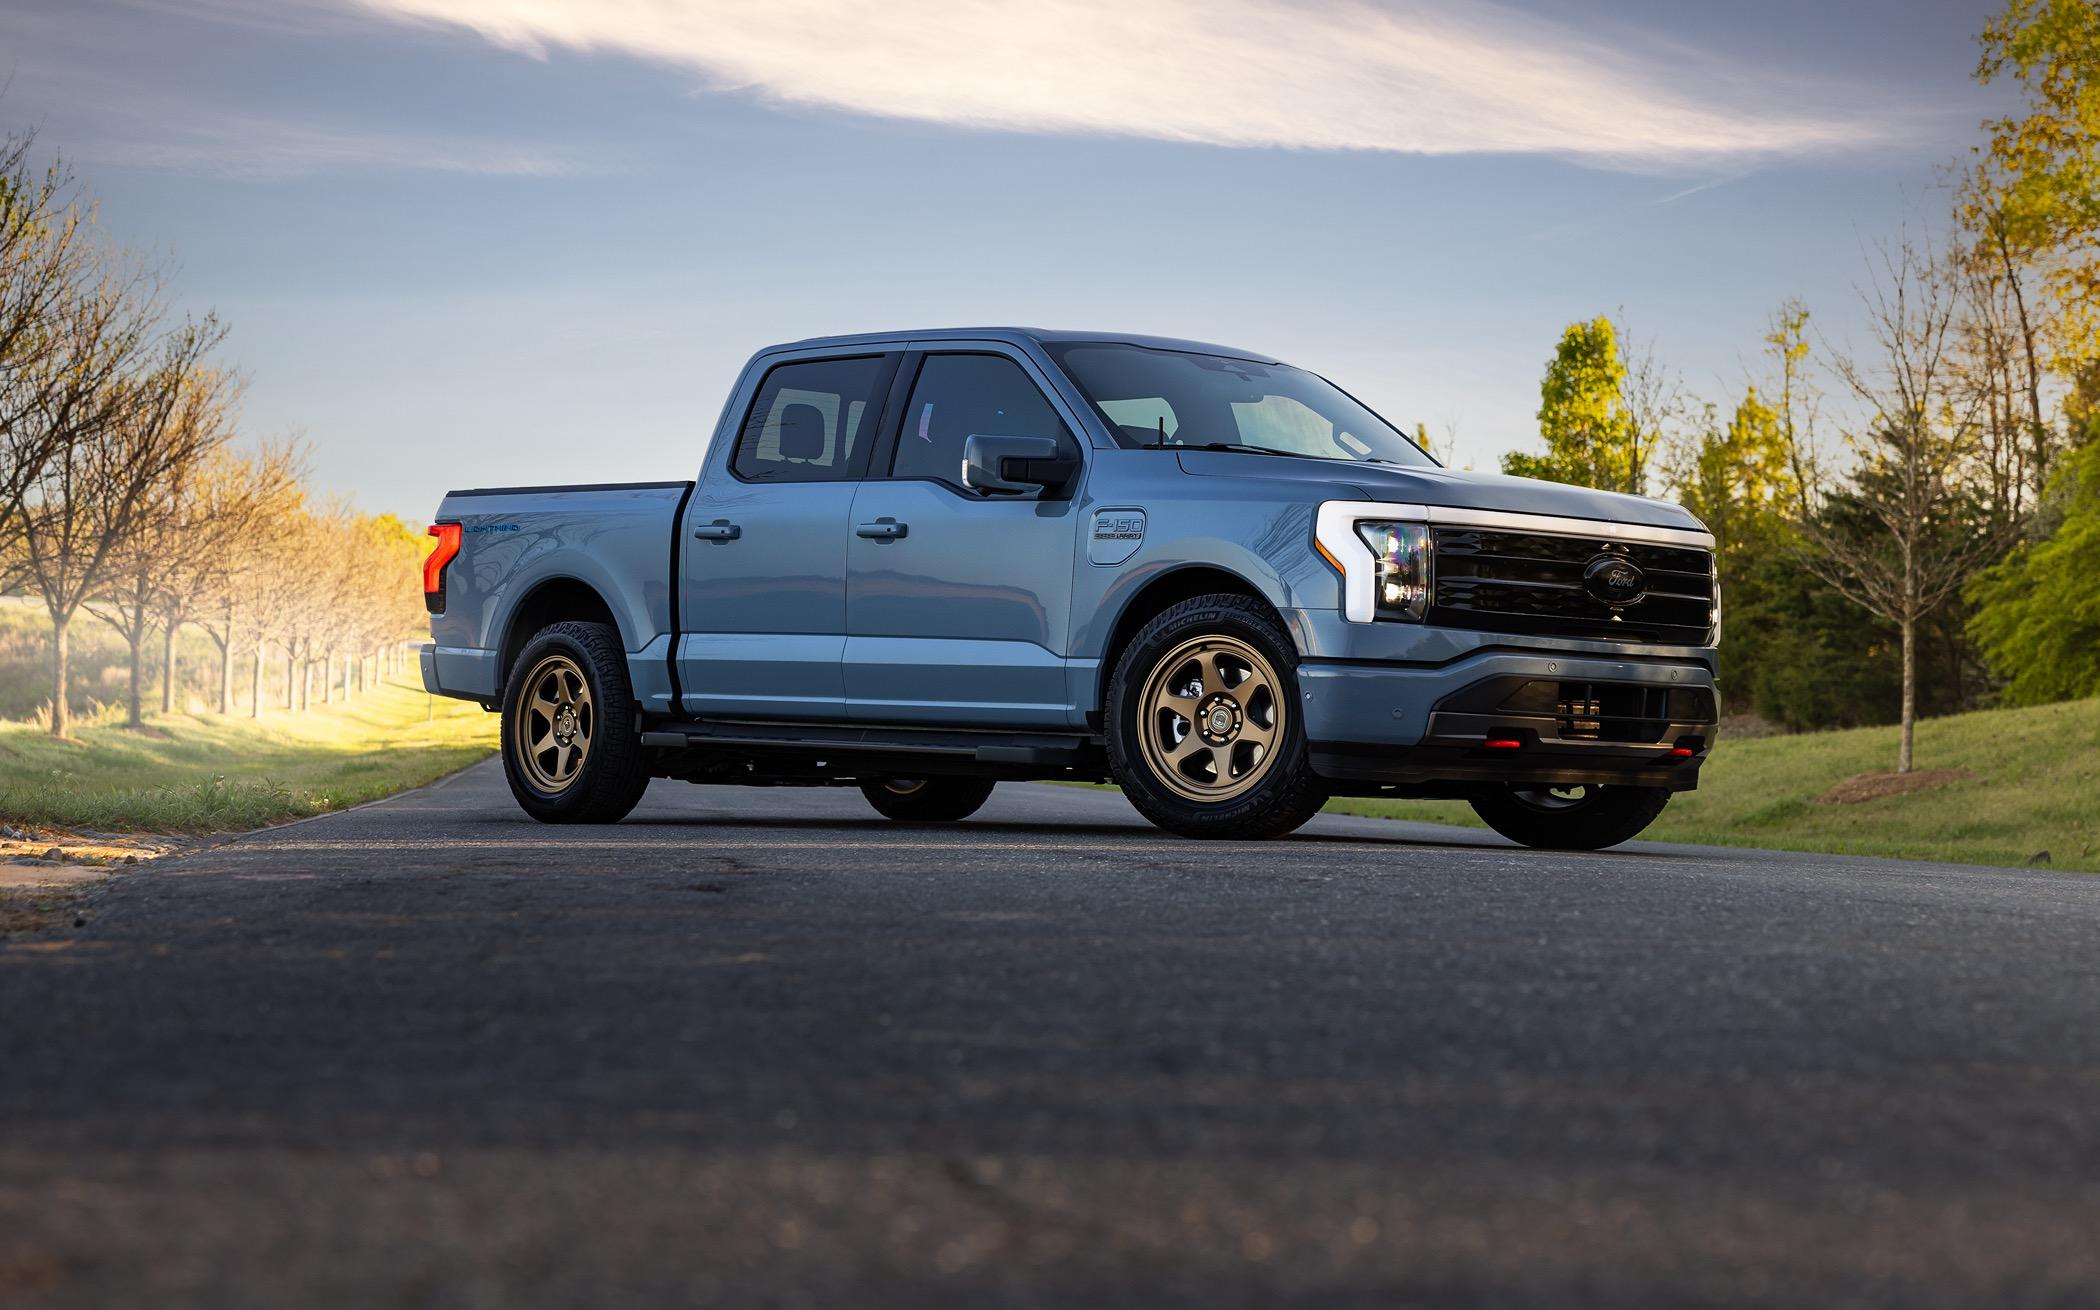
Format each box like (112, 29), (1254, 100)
(1327, 697), (2100, 872)
(0, 673), (496, 833)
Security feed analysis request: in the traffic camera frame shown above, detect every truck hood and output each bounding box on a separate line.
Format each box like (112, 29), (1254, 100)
(1173, 450), (1703, 532)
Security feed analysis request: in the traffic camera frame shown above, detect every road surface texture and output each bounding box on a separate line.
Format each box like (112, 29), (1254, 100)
(4, 759), (2099, 1309)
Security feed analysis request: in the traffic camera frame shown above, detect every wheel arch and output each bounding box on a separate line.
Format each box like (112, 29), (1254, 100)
(497, 576), (622, 694)
(1091, 565), (1287, 723)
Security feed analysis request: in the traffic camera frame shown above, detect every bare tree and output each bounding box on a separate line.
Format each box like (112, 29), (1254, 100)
(10, 319), (233, 737)
(1950, 204), (2066, 534)
(1618, 334), (1684, 497)
(84, 380), (246, 726)
(0, 131), (96, 533)
(1764, 299), (1824, 515)
(1803, 237), (2005, 773)
(190, 444), (303, 714)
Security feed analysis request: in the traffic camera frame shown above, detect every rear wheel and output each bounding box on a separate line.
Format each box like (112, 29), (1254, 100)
(859, 777), (997, 822)
(1106, 594), (1329, 840)
(1468, 784), (1670, 850)
(500, 621), (651, 824)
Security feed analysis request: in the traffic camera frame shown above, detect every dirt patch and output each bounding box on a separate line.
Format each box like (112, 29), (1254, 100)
(1816, 768), (1973, 805)
(0, 823), (179, 889)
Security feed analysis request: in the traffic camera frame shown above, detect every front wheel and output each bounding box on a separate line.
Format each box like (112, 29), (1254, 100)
(1468, 784), (1670, 851)
(499, 621), (651, 824)
(859, 778), (997, 822)
(1106, 594), (1329, 840)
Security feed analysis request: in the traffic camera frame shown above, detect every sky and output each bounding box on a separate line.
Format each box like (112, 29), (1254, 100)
(2, 0), (2014, 519)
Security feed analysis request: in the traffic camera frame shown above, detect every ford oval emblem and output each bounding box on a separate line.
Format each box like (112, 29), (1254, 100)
(1582, 555), (1647, 607)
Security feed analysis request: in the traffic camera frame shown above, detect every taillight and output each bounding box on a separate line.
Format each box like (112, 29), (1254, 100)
(424, 522), (462, 613)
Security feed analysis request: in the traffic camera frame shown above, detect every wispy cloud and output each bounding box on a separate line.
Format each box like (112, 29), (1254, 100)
(345, 0), (1907, 165)
(4, 3), (609, 180)
(1647, 174), (1752, 207)
(79, 112), (604, 180)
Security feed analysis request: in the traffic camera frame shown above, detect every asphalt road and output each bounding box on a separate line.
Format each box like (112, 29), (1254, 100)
(5, 760), (2100, 1308)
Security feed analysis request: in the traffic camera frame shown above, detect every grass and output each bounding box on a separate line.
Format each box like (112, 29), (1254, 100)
(1326, 696), (2100, 873)
(0, 672), (495, 833)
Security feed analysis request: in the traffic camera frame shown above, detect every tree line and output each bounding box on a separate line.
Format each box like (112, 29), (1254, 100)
(0, 129), (427, 736)
(1492, 0), (2099, 775)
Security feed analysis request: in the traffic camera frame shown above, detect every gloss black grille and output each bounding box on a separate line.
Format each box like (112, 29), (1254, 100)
(1430, 526), (1714, 646)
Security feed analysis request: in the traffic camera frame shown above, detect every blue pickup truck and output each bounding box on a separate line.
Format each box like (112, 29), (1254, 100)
(422, 328), (1718, 846)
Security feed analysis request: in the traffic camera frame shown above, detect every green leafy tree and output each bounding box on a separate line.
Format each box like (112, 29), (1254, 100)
(1503, 317), (1664, 494)
(1971, 0), (2100, 364)
(1968, 382), (2100, 704)
(1677, 388), (1801, 571)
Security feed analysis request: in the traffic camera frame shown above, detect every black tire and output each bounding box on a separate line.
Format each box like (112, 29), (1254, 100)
(859, 777), (997, 822)
(499, 621), (651, 824)
(1106, 593), (1329, 840)
(1468, 784), (1670, 851)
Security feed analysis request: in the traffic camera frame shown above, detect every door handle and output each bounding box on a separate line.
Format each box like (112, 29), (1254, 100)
(693, 521), (740, 542)
(855, 520), (908, 540)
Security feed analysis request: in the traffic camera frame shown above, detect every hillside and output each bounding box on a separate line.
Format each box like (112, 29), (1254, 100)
(1328, 697), (2100, 873)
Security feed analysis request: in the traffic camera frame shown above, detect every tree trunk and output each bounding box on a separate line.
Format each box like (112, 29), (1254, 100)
(161, 619), (178, 716)
(125, 626), (144, 730)
(1995, 225), (2051, 495)
(321, 653), (333, 705)
(218, 638), (233, 715)
(1899, 612), (1916, 775)
(285, 650), (296, 711)
(50, 615), (69, 739)
(251, 646), (264, 719)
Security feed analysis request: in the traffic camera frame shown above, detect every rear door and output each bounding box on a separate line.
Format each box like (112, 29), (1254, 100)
(843, 348), (1087, 727)
(677, 352), (898, 719)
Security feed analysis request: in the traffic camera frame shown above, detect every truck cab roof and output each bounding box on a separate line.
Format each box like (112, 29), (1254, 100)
(761, 327), (1282, 365)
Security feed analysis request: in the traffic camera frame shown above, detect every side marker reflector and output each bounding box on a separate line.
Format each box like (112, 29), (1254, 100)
(1484, 738), (1522, 750)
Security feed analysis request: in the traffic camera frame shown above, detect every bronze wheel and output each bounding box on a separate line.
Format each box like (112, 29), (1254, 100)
(1137, 634), (1287, 803)
(512, 652), (594, 793)
(1107, 595), (1329, 839)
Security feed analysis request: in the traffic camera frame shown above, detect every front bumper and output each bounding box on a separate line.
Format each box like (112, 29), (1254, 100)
(1296, 646), (1717, 796)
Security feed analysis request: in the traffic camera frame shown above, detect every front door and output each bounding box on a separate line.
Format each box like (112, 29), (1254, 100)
(844, 350), (1085, 727)
(677, 352), (897, 719)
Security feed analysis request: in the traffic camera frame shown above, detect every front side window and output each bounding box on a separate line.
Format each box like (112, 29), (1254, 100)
(731, 355), (892, 483)
(1049, 343), (1435, 467)
(890, 353), (1073, 488)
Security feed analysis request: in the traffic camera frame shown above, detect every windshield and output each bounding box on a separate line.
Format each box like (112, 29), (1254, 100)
(1048, 343), (1436, 467)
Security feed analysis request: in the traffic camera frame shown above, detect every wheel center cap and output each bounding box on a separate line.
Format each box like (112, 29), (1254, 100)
(554, 704), (579, 742)
(1197, 694), (1242, 744)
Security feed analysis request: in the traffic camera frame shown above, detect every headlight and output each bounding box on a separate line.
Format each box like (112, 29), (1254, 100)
(1314, 501), (1433, 623)
(1356, 521), (1430, 621)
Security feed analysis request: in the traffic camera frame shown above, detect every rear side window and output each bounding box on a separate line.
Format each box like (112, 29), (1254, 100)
(890, 353), (1073, 489)
(732, 355), (893, 483)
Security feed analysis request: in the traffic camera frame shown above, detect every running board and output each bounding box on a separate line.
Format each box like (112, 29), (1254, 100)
(639, 720), (1101, 769)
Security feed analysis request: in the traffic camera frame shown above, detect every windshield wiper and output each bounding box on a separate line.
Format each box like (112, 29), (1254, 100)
(1186, 442), (1298, 458)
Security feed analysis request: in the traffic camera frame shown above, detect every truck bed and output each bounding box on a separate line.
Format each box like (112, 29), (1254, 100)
(424, 480), (693, 712)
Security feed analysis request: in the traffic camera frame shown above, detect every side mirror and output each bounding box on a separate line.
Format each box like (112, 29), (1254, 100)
(961, 433), (1078, 496)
